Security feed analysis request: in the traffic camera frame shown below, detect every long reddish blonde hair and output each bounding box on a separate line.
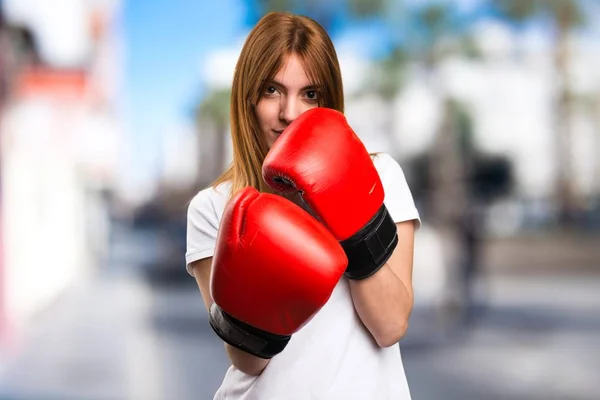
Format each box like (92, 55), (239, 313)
(211, 12), (345, 196)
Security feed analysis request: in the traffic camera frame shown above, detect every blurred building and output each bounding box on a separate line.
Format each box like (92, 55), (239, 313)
(394, 21), (600, 234)
(0, 0), (124, 350)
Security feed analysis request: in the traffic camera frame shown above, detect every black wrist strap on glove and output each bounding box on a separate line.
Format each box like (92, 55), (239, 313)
(209, 303), (291, 359)
(340, 204), (398, 280)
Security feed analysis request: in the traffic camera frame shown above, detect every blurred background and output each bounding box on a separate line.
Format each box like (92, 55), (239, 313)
(0, 0), (598, 399)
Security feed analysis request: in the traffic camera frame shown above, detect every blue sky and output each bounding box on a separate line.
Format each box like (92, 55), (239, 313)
(122, 0), (248, 186)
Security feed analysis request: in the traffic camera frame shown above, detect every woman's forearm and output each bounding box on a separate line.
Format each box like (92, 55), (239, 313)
(349, 264), (413, 347)
(191, 259), (270, 376)
(225, 344), (270, 376)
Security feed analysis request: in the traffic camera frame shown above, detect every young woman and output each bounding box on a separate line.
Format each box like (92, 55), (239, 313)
(186, 11), (421, 400)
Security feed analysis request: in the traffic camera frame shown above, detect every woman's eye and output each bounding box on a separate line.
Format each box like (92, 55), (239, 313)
(266, 86), (277, 94)
(306, 90), (317, 99)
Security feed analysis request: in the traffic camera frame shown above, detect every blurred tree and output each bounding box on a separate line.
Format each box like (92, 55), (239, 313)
(348, 0), (389, 16)
(401, 3), (482, 229)
(369, 47), (408, 101)
(490, 0), (586, 226)
(352, 45), (409, 158)
(576, 92), (600, 227)
(254, 0), (387, 31)
(195, 88), (231, 187)
(404, 97), (514, 324)
(400, 4), (497, 323)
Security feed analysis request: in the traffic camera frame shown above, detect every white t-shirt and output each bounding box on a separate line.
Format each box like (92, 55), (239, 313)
(186, 152), (421, 400)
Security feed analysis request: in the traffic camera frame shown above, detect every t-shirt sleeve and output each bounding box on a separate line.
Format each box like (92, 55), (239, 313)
(185, 188), (221, 274)
(376, 153), (421, 229)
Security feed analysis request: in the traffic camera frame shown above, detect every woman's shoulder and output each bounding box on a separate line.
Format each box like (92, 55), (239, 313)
(371, 152), (404, 176)
(188, 181), (232, 216)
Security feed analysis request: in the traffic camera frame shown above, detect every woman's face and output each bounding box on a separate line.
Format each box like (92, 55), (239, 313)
(255, 53), (320, 148)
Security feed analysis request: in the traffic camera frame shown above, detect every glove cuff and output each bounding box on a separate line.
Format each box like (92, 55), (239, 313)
(341, 204), (398, 280)
(209, 303), (291, 359)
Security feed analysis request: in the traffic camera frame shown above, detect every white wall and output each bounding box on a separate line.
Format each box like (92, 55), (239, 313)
(1, 99), (89, 344)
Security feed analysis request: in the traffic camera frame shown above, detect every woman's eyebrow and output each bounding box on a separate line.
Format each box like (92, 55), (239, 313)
(269, 79), (321, 91)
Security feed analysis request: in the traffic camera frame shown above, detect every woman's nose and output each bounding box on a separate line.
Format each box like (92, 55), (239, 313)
(280, 96), (302, 124)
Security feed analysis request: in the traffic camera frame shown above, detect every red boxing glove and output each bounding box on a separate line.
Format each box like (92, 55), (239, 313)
(209, 187), (347, 359)
(262, 108), (398, 280)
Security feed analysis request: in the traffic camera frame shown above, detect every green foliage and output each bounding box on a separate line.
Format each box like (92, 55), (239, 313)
(257, 0), (296, 13)
(371, 46), (408, 100)
(197, 89), (231, 127)
(348, 0), (390, 17)
(494, 0), (539, 23)
(493, 0), (585, 29)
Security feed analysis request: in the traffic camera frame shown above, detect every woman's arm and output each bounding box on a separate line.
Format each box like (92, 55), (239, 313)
(189, 258), (270, 376)
(348, 220), (416, 347)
